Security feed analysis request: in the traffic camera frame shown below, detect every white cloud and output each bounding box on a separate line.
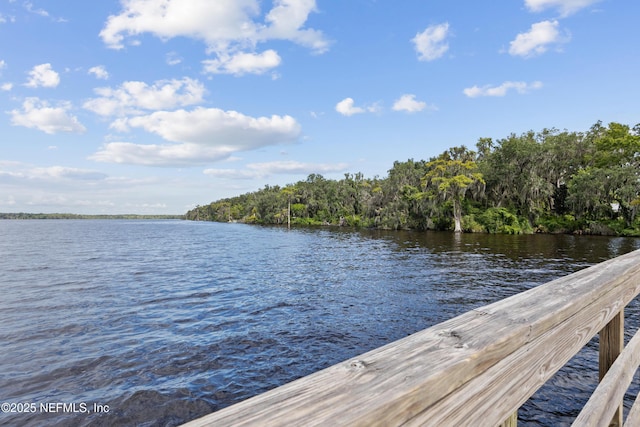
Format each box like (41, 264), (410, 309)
(31, 166), (108, 181)
(24, 1), (49, 18)
(412, 23), (450, 61)
(0, 61), (8, 90)
(392, 94), (432, 113)
(204, 160), (349, 179)
(99, 0), (328, 74)
(0, 162), (107, 183)
(166, 51), (182, 65)
(90, 108), (301, 166)
(203, 49), (281, 75)
(123, 108), (300, 145)
(83, 77), (205, 117)
(509, 20), (569, 58)
(260, 0), (329, 53)
(100, 0), (260, 50)
(90, 142), (236, 166)
(336, 98), (363, 116)
(0, 161), (193, 214)
(335, 97), (380, 116)
(0, 12), (16, 24)
(88, 65), (109, 80)
(10, 97), (86, 134)
(25, 63), (60, 88)
(525, 0), (602, 16)
(463, 81), (543, 98)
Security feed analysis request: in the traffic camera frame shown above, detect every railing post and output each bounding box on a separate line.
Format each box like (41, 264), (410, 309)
(599, 309), (624, 427)
(498, 411), (517, 427)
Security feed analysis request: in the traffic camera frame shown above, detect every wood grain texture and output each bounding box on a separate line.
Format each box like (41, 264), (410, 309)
(599, 311), (625, 427)
(625, 390), (640, 427)
(181, 249), (640, 427)
(405, 277), (632, 426)
(573, 325), (640, 426)
(498, 412), (518, 427)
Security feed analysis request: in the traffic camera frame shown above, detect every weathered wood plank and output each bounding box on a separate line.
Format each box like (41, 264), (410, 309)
(599, 310), (625, 427)
(498, 412), (518, 427)
(405, 276), (632, 426)
(182, 249), (640, 427)
(572, 326), (640, 426)
(625, 390), (640, 427)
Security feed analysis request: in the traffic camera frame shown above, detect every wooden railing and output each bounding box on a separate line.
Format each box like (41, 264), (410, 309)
(183, 249), (640, 427)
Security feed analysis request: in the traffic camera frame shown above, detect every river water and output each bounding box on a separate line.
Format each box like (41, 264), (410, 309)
(1, 220), (639, 426)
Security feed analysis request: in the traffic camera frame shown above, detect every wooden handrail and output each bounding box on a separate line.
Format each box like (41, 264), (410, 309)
(183, 249), (640, 427)
(573, 323), (640, 426)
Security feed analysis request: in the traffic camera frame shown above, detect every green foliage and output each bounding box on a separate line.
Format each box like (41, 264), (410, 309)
(477, 207), (532, 234)
(185, 121), (640, 236)
(461, 214), (485, 233)
(422, 146), (485, 232)
(291, 217), (324, 226)
(536, 214), (582, 234)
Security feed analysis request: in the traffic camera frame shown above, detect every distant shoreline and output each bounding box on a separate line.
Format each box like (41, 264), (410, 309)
(0, 213), (185, 220)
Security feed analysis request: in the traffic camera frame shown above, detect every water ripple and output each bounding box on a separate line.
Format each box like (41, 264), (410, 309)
(0, 220), (638, 426)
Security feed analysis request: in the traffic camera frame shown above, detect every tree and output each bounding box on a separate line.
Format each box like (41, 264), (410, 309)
(423, 146), (485, 232)
(478, 131), (555, 222)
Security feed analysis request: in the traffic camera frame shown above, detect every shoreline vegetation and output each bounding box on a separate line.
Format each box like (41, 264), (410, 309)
(0, 213), (184, 220)
(186, 121), (640, 237)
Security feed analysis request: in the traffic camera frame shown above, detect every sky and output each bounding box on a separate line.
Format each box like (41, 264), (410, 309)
(1, 0), (639, 215)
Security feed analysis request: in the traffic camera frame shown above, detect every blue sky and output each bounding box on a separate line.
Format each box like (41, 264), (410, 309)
(1, 0), (638, 215)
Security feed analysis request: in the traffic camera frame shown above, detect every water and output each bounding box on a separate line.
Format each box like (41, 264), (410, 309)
(1, 220), (639, 426)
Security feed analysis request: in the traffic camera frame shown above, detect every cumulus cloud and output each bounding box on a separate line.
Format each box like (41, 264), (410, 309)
(509, 20), (569, 58)
(90, 108), (301, 166)
(260, 0), (329, 52)
(121, 108), (300, 145)
(88, 65), (109, 80)
(25, 63), (60, 88)
(203, 49), (281, 75)
(204, 160), (349, 179)
(335, 97), (380, 116)
(336, 98), (363, 116)
(83, 77), (205, 117)
(412, 23), (450, 61)
(99, 0), (329, 75)
(525, 0), (602, 16)
(0, 59), (5, 72)
(10, 98), (86, 134)
(463, 81), (543, 98)
(392, 94), (431, 113)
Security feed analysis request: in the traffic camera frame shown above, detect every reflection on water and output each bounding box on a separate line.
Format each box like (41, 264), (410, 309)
(0, 220), (638, 426)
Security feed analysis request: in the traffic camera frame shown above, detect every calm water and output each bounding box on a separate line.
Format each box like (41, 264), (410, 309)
(1, 220), (639, 426)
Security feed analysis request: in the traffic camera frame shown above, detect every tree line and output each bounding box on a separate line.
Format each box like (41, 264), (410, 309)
(0, 213), (184, 220)
(186, 121), (640, 236)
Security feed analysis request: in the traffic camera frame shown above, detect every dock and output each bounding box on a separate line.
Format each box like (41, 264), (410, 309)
(183, 249), (640, 426)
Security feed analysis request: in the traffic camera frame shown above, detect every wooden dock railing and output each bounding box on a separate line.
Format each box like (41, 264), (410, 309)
(183, 249), (640, 427)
